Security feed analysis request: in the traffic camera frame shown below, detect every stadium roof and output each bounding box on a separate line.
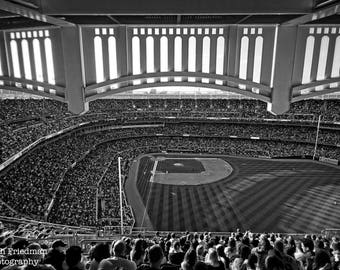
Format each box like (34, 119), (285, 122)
(0, 0), (340, 29)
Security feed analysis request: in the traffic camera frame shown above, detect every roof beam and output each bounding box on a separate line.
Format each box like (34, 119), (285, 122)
(315, 0), (339, 8)
(236, 15), (252, 24)
(282, 2), (340, 25)
(0, 0), (75, 27)
(40, 0), (313, 15)
(107, 15), (120, 24)
(177, 15), (181, 24)
(10, 0), (38, 9)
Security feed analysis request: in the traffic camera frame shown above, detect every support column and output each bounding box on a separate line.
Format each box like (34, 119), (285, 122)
(268, 26), (297, 115)
(226, 26), (238, 77)
(61, 26), (88, 114)
(140, 35), (147, 84)
(196, 35), (203, 73)
(154, 35), (160, 74)
(182, 35), (188, 82)
(168, 34), (175, 82)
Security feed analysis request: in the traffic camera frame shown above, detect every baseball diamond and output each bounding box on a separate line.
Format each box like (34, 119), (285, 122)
(151, 157), (233, 185)
(125, 153), (340, 233)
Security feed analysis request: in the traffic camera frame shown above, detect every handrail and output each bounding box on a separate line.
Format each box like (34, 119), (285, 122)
(0, 216), (96, 232)
(0, 76), (66, 92)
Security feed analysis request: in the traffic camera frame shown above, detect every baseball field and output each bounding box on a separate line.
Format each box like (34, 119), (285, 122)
(125, 153), (340, 233)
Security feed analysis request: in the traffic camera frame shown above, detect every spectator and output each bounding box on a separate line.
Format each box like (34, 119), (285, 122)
(168, 241), (185, 266)
(274, 240), (299, 270)
(255, 237), (273, 270)
(64, 246), (84, 270)
(298, 239), (315, 270)
(44, 240), (67, 270)
(181, 248), (197, 270)
(205, 248), (225, 270)
(225, 239), (237, 262)
(232, 245), (251, 270)
(137, 245), (164, 270)
(197, 245), (206, 262)
(331, 242), (340, 270)
(98, 240), (136, 270)
(313, 250), (331, 270)
(89, 243), (111, 270)
(240, 254), (258, 270)
(216, 244), (229, 270)
(23, 243), (55, 270)
(265, 255), (284, 270)
(131, 239), (147, 267)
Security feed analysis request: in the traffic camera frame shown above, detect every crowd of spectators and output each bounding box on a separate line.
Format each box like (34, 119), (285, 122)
(2, 118), (340, 164)
(1, 120), (340, 226)
(1, 98), (340, 230)
(0, 133), (114, 218)
(48, 143), (117, 227)
(0, 225), (339, 270)
(46, 135), (340, 227)
(0, 99), (68, 123)
(1, 98), (340, 163)
(2, 99), (340, 124)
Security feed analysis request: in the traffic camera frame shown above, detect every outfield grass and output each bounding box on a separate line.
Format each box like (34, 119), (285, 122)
(128, 154), (340, 233)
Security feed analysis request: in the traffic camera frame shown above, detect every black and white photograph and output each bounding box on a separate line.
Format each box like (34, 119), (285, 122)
(0, 0), (339, 270)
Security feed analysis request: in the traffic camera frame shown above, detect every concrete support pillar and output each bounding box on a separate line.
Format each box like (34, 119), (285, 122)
(168, 35), (175, 81)
(140, 36), (147, 84)
(268, 26), (297, 115)
(209, 35), (217, 84)
(154, 36), (160, 74)
(182, 35), (188, 81)
(196, 35), (203, 73)
(61, 26), (88, 114)
(226, 26), (238, 78)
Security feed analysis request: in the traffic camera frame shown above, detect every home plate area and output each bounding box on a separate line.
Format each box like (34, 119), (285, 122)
(150, 156), (233, 185)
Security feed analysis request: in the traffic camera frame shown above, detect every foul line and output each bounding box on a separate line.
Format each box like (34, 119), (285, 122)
(141, 159), (157, 227)
(150, 160), (158, 183)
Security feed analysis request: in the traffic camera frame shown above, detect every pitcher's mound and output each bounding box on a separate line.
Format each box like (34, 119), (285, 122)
(151, 157), (233, 185)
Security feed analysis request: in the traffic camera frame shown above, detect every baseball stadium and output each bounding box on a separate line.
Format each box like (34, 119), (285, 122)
(0, 0), (340, 270)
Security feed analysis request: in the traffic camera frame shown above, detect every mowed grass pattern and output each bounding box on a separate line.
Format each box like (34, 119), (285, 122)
(135, 155), (340, 233)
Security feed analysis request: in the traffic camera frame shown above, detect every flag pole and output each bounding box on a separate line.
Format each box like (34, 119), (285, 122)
(118, 157), (124, 234)
(313, 115), (322, 160)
